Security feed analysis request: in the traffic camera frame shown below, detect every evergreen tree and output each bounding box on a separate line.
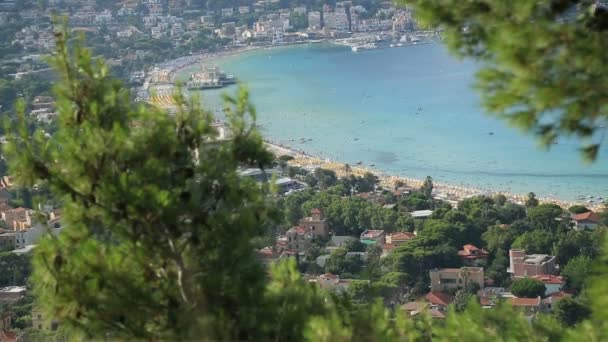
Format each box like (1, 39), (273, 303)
(511, 278), (546, 298)
(5, 28), (279, 340)
(420, 176), (433, 201)
(525, 192), (539, 208)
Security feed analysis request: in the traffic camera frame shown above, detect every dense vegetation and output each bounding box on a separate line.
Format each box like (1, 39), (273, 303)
(2, 0), (608, 340)
(2, 30), (607, 340)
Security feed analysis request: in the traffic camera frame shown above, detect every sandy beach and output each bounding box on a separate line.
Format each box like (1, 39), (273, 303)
(264, 140), (601, 211)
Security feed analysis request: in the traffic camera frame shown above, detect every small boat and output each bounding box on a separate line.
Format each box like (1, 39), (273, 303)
(352, 46), (358, 52)
(417, 106), (422, 111)
(488, 132), (494, 135)
(370, 164), (375, 167)
(356, 161), (363, 165)
(353, 138), (359, 141)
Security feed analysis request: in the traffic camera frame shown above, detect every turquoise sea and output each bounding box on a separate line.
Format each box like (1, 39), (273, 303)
(178, 42), (608, 201)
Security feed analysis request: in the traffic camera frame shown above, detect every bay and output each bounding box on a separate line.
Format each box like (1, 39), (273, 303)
(178, 42), (608, 201)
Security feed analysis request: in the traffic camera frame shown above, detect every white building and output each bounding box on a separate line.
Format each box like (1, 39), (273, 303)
(410, 209), (433, 219)
(272, 31), (284, 44)
(151, 26), (165, 39)
(14, 223), (63, 249)
(308, 11), (321, 29)
(293, 6), (307, 15)
(221, 7), (234, 17)
(118, 7), (135, 16)
(323, 8), (349, 32)
(95, 9), (113, 24)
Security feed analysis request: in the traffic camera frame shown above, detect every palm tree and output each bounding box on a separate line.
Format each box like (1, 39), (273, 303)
(459, 267), (471, 292)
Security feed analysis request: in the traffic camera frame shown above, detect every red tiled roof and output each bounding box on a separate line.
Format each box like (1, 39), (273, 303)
(389, 232), (416, 241)
(508, 297), (541, 307)
(402, 301), (428, 312)
(531, 274), (565, 285)
(573, 211), (600, 223)
(458, 245), (489, 259)
(425, 291), (454, 306)
(257, 247), (274, 259)
(291, 226), (309, 235)
(463, 244), (479, 251)
(311, 208), (322, 215)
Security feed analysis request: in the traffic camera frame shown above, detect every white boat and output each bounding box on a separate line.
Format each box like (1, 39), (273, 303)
(352, 46), (358, 52)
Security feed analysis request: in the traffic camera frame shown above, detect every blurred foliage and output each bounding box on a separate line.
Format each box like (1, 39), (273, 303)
(401, 0), (608, 161)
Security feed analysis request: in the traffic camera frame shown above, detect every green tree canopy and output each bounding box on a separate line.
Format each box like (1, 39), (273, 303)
(420, 176), (433, 201)
(512, 229), (557, 255)
(568, 205), (590, 214)
(562, 255), (593, 292)
(511, 278), (546, 298)
(0, 252), (31, 287)
(343, 237), (366, 252)
(554, 296), (592, 327)
(526, 192), (540, 209)
(527, 204), (565, 231)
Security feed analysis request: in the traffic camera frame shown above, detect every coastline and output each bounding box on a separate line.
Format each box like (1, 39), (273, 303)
(153, 43), (603, 211)
(264, 140), (597, 211)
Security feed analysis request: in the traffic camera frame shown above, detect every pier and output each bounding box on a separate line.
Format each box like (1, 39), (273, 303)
(186, 65), (236, 90)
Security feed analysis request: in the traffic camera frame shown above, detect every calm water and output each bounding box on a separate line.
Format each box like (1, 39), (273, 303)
(178, 42), (608, 200)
